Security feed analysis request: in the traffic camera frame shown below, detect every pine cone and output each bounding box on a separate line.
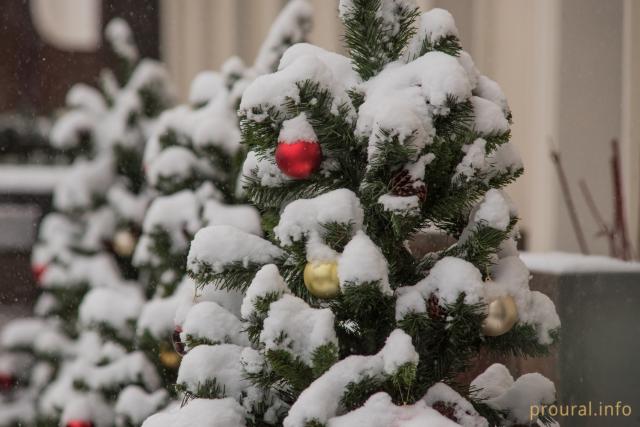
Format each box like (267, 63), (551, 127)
(390, 169), (427, 202)
(427, 294), (445, 320)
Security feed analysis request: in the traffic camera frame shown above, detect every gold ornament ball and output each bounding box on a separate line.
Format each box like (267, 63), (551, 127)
(482, 295), (518, 336)
(159, 346), (181, 369)
(303, 261), (340, 299)
(113, 230), (137, 257)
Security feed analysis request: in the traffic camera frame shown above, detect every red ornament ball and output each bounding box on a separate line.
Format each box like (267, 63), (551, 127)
(275, 140), (322, 179)
(66, 420), (94, 427)
(172, 325), (186, 356)
(0, 372), (15, 392)
(32, 263), (47, 285)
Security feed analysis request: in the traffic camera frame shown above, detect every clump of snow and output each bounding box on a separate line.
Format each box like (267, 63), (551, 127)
(253, 0), (313, 74)
(470, 96), (509, 136)
(141, 398), (246, 427)
(423, 383), (488, 427)
(396, 256), (484, 320)
(79, 286), (144, 340)
(454, 138), (487, 180)
(146, 145), (210, 188)
(241, 264), (289, 319)
(177, 344), (251, 400)
(115, 386), (168, 425)
(475, 75), (510, 116)
(377, 193), (420, 213)
(137, 284), (192, 339)
(105, 18), (139, 62)
(279, 113), (318, 143)
(50, 110), (94, 149)
(107, 184), (150, 223)
(471, 364), (555, 425)
(53, 158), (114, 212)
(357, 51), (472, 158)
(182, 301), (249, 347)
(89, 351), (161, 393)
(327, 392), (462, 427)
(274, 189), (364, 245)
(138, 190), (201, 254)
(473, 189), (511, 231)
(202, 200), (262, 236)
(1, 318), (45, 349)
(189, 71), (225, 106)
(242, 43), (360, 122)
(404, 8), (459, 61)
(240, 150), (290, 189)
(284, 329), (418, 426)
(187, 225), (284, 275)
(337, 231), (392, 295)
(260, 294), (337, 365)
(41, 253), (122, 290)
(66, 83), (107, 114)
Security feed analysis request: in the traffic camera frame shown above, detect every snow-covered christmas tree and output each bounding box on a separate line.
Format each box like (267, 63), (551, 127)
(150, 1), (561, 427)
(0, 17), (175, 427)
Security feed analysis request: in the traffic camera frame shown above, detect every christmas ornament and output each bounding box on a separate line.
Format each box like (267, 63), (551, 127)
(275, 140), (322, 179)
(66, 420), (94, 427)
(0, 372), (15, 392)
(113, 229), (137, 257)
(303, 261), (340, 299)
(159, 343), (181, 369)
(390, 169), (427, 202)
(482, 295), (518, 336)
(32, 263), (47, 284)
(172, 326), (186, 356)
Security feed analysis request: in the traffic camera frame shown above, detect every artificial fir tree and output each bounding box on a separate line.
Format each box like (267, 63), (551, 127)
(0, 18), (174, 427)
(146, 2), (560, 427)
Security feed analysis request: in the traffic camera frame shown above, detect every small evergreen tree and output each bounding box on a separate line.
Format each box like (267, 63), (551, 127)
(158, 2), (560, 427)
(0, 17), (174, 427)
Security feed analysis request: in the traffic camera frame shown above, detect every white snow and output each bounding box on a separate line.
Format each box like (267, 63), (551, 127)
(279, 113), (318, 143)
(89, 351), (161, 393)
(404, 8), (459, 61)
(115, 386), (168, 424)
(475, 75), (510, 116)
(53, 158), (114, 211)
(471, 364), (555, 425)
(242, 43), (360, 122)
(241, 264), (289, 319)
(60, 393), (115, 427)
(147, 145), (209, 188)
(188, 225), (284, 275)
(470, 96), (509, 136)
(260, 294), (338, 365)
(1, 318), (45, 349)
(377, 193), (420, 213)
(107, 184), (150, 223)
(66, 82), (107, 114)
(473, 189), (511, 231)
(284, 329), (418, 426)
(50, 110), (95, 149)
(337, 231), (392, 295)
(105, 18), (139, 62)
(79, 285), (145, 340)
(141, 398), (246, 427)
(327, 392), (460, 427)
(423, 383), (488, 427)
(189, 71), (226, 105)
(240, 150), (290, 189)
(521, 251), (640, 274)
(395, 256), (484, 320)
(177, 344), (251, 400)
(202, 199), (263, 236)
(182, 301), (249, 347)
(274, 189), (364, 246)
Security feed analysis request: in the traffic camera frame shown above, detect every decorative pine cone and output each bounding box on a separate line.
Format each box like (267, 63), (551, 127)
(427, 294), (446, 320)
(390, 169), (427, 202)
